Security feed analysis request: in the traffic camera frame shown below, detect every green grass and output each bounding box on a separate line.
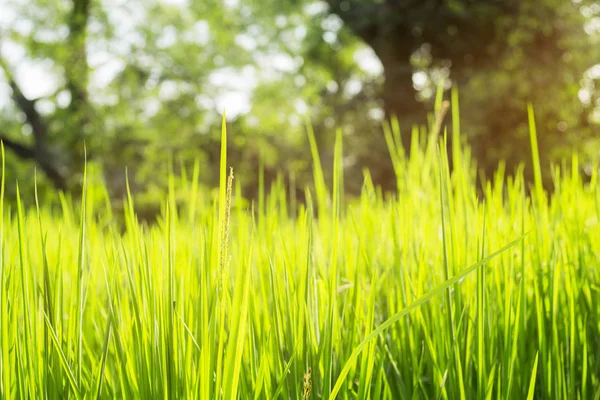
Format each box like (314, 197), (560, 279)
(1, 102), (599, 399)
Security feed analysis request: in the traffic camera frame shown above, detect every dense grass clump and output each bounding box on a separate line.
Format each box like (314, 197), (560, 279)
(1, 106), (600, 399)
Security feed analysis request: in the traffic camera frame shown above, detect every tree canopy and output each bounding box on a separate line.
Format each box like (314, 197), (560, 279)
(0, 0), (599, 209)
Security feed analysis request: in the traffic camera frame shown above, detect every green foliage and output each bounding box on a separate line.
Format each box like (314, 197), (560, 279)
(1, 0), (600, 217)
(1, 111), (600, 398)
(308, 0), (600, 185)
(0, 0), (261, 203)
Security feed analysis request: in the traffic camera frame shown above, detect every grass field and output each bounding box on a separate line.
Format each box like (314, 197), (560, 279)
(1, 103), (599, 399)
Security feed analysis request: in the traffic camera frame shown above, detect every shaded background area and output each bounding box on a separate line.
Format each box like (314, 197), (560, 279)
(1, 0), (599, 216)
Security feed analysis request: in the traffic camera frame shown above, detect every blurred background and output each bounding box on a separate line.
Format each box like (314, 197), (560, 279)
(1, 0), (599, 216)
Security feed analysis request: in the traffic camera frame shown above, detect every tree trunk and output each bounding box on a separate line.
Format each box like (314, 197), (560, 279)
(0, 59), (69, 190)
(0, 135), (68, 191)
(325, 1), (428, 188)
(0, 0), (92, 192)
(368, 36), (426, 189)
(381, 59), (425, 153)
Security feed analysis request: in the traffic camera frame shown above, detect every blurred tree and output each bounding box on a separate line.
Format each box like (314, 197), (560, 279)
(0, 0), (95, 190)
(1, 0), (599, 209)
(235, 0), (392, 192)
(0, 0), (257, 204)
(234, 0), (600, 193)
(316, 0), (600, 184)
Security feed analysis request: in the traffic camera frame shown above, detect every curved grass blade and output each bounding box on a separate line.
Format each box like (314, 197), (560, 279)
(329, 235), (526, 399)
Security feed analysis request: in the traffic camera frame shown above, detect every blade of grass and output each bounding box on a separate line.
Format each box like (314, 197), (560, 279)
(526, 352), (540, 400)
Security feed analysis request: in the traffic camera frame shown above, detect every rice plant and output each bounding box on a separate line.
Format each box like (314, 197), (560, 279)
(0, 104), (598, 399)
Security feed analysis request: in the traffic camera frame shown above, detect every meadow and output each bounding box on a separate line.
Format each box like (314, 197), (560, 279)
(0, 104), (599, 399)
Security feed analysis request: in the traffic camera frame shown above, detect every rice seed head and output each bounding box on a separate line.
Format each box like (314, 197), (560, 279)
(219, 166), (234, 294)
(303, 367), (312, 399)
